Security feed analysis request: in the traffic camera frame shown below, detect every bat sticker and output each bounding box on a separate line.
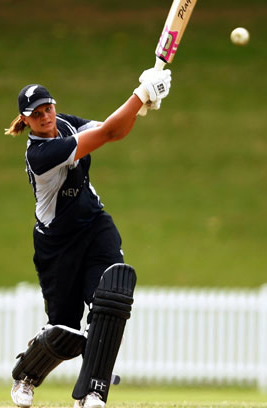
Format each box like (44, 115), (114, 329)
(156, 26), (179, 62)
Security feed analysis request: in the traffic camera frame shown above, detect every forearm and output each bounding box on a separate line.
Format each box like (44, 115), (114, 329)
(74, 67), (171, 160)
(74, 94), (142, 160)
(101, 94), (142, 141)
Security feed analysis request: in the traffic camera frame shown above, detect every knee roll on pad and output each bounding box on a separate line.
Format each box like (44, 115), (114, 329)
(12, 325), (86, 386)
(72, 263), (136, 402)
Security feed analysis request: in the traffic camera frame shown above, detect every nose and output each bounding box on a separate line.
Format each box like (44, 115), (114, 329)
(41, 111), (49, 120)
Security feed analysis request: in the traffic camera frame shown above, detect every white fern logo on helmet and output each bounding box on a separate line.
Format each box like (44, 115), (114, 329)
(18, 84), (56, 116)
(25, 85), (39, 102)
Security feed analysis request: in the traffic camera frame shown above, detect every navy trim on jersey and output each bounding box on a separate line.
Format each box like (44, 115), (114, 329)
(27, 137), (77, 175)
(25, 113), (104, 235)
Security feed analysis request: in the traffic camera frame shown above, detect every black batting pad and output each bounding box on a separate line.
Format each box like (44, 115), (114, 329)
(12, 325), (86, 386)
(72, 263), (136, 402)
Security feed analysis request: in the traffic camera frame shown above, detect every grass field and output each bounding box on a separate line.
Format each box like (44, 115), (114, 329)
(2, 4), (267, 408)
(1, 2), (267, 288)
(1, 383), (267, 408)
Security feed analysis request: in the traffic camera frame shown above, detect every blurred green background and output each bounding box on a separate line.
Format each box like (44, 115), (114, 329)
(1, 0), (267, 288)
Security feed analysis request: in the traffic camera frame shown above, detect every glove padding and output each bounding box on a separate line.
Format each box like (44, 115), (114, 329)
(134, 68), (172, 103)
(133, 68), (172, 116)
(139, 68), (172, 86)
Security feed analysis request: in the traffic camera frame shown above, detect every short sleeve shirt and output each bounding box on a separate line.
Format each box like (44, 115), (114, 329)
(26, 113), (103, 235)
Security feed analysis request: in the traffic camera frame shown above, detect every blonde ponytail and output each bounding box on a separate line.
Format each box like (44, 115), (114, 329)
(5, 115), (28, 137)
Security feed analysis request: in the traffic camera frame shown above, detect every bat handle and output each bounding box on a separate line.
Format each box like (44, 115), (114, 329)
(154, 57), (166, 71)
(138, 57), (166, 116)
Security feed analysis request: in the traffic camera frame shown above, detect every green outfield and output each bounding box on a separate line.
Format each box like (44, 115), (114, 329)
(1, 383), (267, 407)
(1, 0), (267, 288)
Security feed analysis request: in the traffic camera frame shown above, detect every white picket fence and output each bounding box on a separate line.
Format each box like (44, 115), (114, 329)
(1, 283), (267, 389)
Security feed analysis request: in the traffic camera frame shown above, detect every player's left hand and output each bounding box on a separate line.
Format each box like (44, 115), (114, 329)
(147, 99), (162, 111)
(139, 67), (172, 87)
(134, 67), (172, 103)
(137, 99), (161, 117)
(143, 68), (172, 101)
(134, 67), (171, 116)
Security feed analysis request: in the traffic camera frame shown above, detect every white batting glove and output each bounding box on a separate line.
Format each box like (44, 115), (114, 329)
(137, 99), (162, 117)
(133, 68), (172, 116)
(139, 67), (172, 85)
(149, 99), (162, 110)
(140, 68), (172, 101)
(134, 68), (172, 103)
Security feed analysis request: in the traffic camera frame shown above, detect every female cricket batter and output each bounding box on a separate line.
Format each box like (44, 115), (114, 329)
(5, 67), (171, 408)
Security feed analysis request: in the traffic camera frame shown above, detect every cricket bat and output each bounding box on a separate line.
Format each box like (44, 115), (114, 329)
(139, 0), (198, 116)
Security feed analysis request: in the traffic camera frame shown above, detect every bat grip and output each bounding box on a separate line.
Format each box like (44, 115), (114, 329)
(138, 57), (166, 116)
(154, 57), (166, 71)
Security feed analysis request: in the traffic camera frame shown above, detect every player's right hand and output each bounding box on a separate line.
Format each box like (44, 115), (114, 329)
(133, 68), (172, 105)
(139, 67), (172, 87)
(133, 68), (172, 116)
(137, 99), (162, 117)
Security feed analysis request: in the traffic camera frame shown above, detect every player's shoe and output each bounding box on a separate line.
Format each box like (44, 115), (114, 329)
(11, 379), (34, 407)
(73, 392), (105, 408)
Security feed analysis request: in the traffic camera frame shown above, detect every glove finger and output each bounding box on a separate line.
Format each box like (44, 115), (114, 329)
(155, 69), (172, 81)
(140, 68), (172, 85)
(165, 80), (171, 90)
(139, 68), (158, 83)
(163, 77), (171, 87)
(162, 73), (172, 84)
(164, 80), (171, 89)
(139, 69), (150, 82)
(147, 98), (161, 111)
(137, 105), (148, 116)
(165, 81), (171, 90)
(163, 69), (172, 78)
(153, 99), (162, 110)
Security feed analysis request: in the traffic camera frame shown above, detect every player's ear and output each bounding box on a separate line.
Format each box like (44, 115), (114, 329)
(20, 114), (29, 126)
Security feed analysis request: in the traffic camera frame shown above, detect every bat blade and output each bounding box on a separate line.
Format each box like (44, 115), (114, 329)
(138, 0), (198, 116)
(155, 0), (198, 66)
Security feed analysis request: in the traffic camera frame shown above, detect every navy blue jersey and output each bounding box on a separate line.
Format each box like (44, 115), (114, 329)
(26, 113), (104, 235)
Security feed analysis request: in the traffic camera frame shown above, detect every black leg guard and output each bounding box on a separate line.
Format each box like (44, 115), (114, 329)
(12, 325), (86, 386)
(72, 263), (136, 402)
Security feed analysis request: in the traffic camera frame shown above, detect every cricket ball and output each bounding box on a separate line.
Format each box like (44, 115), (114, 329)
(230, 27), (250, 46)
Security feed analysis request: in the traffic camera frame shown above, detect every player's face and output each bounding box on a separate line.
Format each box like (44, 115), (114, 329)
(22, 104), (57, 138)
